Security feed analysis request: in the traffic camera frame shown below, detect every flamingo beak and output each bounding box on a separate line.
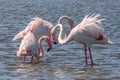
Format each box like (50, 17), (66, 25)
(47, 48), (51, 52)
(53, 41), (57, 45)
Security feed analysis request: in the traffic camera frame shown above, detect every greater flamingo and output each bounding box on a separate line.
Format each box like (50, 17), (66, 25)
(50, 14), (113, 65)
(13, 17), (56, 51)
(13, 16), (74, 51)
(17, 31), (50, 62)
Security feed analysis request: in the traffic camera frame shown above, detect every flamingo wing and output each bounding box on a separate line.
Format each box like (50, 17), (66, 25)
(77, 14), (105, 40)
(13, 17), (53, 40)
(12, 19), (37, 40)
(17, 32), (38, 56)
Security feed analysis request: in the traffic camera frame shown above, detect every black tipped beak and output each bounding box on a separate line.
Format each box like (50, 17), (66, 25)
(53, 42), (57, 45)
(47, 48), (51, 52)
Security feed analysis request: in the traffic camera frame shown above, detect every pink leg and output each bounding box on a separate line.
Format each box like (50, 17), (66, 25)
(69, 22), (74, 30)
(31, 56), (34, 63)
(23, 56), (26, 62)
(84, 47), (88, 65)
(88, 48), (94, 65)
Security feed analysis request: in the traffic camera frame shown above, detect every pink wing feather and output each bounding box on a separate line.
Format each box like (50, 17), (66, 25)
(12, 19), (36, 40)
(78, 14), (105, 40)
(13, 17), (52, 40)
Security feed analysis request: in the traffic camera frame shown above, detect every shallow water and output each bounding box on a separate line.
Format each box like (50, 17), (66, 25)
(0, 0), (120, 80)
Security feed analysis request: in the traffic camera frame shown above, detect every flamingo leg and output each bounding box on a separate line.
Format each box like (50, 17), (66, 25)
(23, 56), (26, 62)
(84, 47), (88, 65)
(31, 56), (34, 63)
(88, 48), (94, 65)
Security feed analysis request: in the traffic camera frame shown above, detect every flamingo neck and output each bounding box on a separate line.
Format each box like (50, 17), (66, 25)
(37, 38), (44, 58)
(47, 40), (52, 49)
(69, 22), (74, 30)
(50, 35), (56, 43)
(37, 45), (44, 58)
(37, 36), (51, 58)
(58, 16), (74, 31)
(55, 24), (72, 44)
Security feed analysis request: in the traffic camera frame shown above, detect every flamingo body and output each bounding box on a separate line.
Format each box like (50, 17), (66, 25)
(51, 14), (112, 65)
(17, 32), (39, 60)
(17, 31), (50, 62)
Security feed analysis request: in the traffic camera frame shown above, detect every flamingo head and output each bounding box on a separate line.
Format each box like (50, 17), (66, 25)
(50, 27), (57, 44)
(51, 35), (57, 44)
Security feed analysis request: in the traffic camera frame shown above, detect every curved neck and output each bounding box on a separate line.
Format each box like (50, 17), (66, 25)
(37, 36), (50, 58)
(58, 16), (74, 30)
(37, 37), (45, 58)
(55, 24), (73, 44)
(37, 45), (44, 58)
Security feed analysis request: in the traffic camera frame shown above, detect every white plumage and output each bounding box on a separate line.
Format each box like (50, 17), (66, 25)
(17, 31), (50, 62)
(51, 14), (113, 65)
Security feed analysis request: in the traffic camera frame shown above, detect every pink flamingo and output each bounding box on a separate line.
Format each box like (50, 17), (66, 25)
(13, 17), (55, 52)
(51, 14), (113, 65)
(17, 31), (50, 62)
(13, 16), (74, 51)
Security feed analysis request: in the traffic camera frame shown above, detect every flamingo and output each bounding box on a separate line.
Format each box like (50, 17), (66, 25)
(13, 16), (74, 51)
(13, 17), (55, 52)
(50, 14), (113, 65)
(17, 31), (50, 62)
